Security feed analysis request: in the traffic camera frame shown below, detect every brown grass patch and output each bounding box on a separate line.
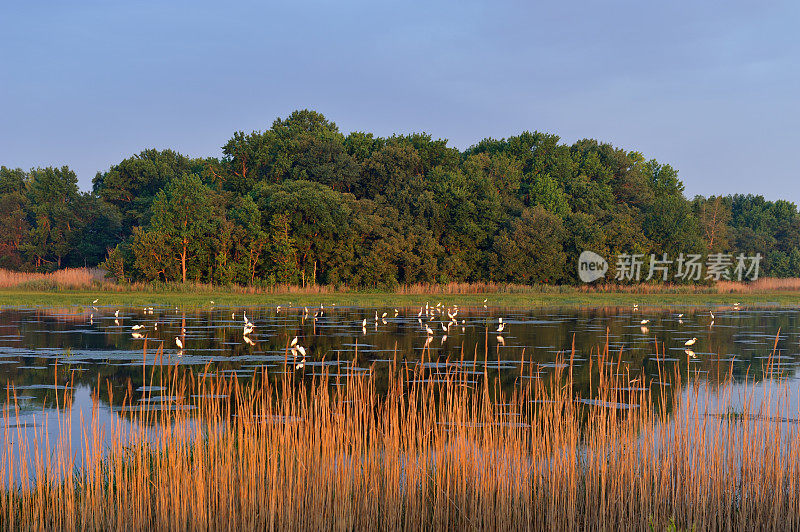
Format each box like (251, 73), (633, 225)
(0, 268), (103, 289)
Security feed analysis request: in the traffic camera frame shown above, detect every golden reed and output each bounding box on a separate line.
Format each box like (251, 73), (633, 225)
(1, 340), (799, 530)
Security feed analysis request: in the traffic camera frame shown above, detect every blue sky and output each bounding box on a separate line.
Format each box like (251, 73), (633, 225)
(2, 1), (798, 200)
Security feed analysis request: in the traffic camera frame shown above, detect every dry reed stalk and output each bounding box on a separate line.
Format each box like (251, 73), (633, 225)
(1, 342), (800, 530)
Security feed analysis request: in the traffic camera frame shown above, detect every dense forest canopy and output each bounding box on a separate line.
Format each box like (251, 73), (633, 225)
(2, 109), (799, 286)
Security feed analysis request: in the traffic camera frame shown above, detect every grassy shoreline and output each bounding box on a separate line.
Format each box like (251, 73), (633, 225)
(3, 288), (800, 308)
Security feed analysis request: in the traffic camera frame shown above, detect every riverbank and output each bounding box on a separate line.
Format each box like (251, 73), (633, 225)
(3, 288), (800, 309)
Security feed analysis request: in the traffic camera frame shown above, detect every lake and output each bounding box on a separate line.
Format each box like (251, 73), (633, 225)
(2, 302), (799, 466)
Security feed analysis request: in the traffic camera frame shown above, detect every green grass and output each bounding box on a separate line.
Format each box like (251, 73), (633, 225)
(2, 288), (800, 309)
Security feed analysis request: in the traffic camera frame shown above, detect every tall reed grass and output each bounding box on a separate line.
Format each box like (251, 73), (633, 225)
(2, 340), (800, 530)
(0, 268), (103, 290)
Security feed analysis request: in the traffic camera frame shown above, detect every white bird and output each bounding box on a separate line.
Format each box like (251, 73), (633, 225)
(92, 299), (98, 304)
(296, 345), (306, 356)
(496, 335), (505, 345)
(640, 319), (650, 325)
(425, 324), (434, 336)
(677, 313), (684, 318)
(131, 324), (144, 330)
(232, 313), (235, 320)
(175, 337), (183, 349)
(210, 300), (215, 304)
(362, 318), (367, 328)
(497, 323), (505, 333)
(114, 310), (119, 317)
(710, 311), (715, 320)
(290, 336), (298, 347)
(381, 312), (387, 319)
(684, 337), (697, 347)
(441, 335), (447, 344)
(295, 360), (305, 370)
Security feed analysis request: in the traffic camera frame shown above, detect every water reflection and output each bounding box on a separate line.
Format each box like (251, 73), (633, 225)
(1, 304), (799, 407)
(1, 304), (799, 462)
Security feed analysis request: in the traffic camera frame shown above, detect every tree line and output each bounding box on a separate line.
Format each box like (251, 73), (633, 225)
(2, 109), (799, 287)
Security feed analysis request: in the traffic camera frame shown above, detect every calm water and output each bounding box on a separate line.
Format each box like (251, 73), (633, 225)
(2, 303), (800, 470)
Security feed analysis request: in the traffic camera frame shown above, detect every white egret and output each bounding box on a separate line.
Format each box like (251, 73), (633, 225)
(92, 299), (98, 304)
(296, 345), (306, 356)
(290, 336), (298, 347)
(175, 337), (183, 349)
(425, 324), (434, 336)
(131, 324), (144, 330)
(497, 323), (505, 333)
(685, 338), (697, 347)
(640, 319), (650, 325)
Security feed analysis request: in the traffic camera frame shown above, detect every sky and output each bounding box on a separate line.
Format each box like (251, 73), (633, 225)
(1, 1), (798, 200)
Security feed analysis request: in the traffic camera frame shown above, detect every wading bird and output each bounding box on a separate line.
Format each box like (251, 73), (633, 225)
(175, 337), (183, 349)
(685, 337), (697, 347)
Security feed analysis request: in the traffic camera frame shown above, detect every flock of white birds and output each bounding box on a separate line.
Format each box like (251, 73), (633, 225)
(85, 297), (741, 369)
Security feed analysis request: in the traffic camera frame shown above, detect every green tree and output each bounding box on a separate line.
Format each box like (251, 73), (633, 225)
(149, 174), (214, 282)
(24, 166), (80, 269)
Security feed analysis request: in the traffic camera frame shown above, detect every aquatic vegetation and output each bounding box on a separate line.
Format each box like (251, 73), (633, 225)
(2, 342), (800, 530)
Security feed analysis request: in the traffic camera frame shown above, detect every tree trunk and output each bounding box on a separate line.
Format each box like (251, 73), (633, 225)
(181, 238), (188, 283)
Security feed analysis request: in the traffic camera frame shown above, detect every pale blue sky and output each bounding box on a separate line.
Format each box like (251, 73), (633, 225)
(1, 1), (798, 200)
